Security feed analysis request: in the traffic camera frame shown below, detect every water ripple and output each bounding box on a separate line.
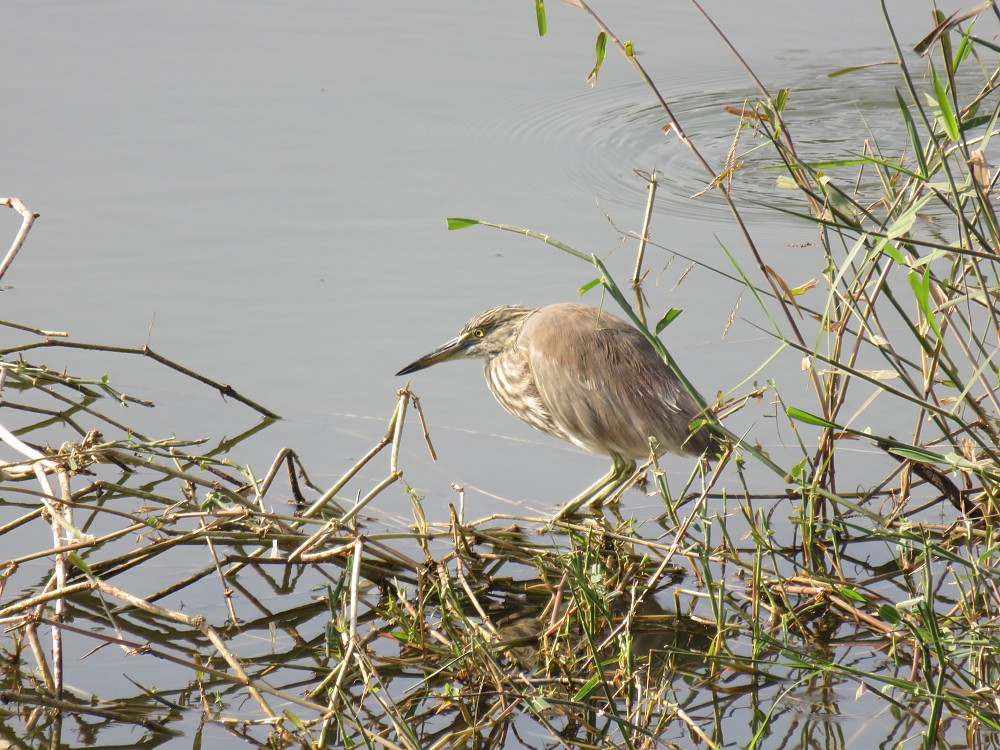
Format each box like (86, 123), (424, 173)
(473, 58), (954, 220)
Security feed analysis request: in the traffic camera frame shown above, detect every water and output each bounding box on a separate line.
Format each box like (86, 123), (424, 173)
(0, 2), (951, 503)
(0, 1), (986, 747)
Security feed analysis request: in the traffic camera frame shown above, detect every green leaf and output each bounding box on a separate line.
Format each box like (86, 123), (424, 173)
(954, 21), (977, 67)
(909, 248), (949, 269)
(878, 603), (901, 625)
(888, 446), (947, 464)
(934, 9), (954, 67)
(943, 452), (991, 474)
(895, 88), (929, 178)
(907, 267), (943, 340)
(528, 695), (552, 711)
(68, 553), (94, 575)
(931, 65), (959, 141)
(885, 211), (916, 240)
(654, 308), (682, 334)
(878, 240), (904, 264)
(837, 587), (868, 603)
(535, 0), (546, 36)
(789, 456), (809, 481)
(975, 100), (1000, 154)
(959, 114), (993, 132)
(778, 155), (922, 180)
(446, 217), (480, 230)
(586, 32), (607, 86)
(774, 88), (789, 112)
(816, 174), (855, 215)
(577, 278), (602, 295)
(572, 674), (601, 701)
(785, 406), (838, 429)
(827, 61), (897, 77)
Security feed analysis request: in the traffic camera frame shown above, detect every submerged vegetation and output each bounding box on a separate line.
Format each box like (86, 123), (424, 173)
(3, 2), (1000, 748)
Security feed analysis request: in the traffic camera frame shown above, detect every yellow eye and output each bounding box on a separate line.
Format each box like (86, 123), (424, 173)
(473, 328), (485, 338)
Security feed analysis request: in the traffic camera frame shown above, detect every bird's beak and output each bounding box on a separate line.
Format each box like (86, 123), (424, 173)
(396, 334), (472, 376)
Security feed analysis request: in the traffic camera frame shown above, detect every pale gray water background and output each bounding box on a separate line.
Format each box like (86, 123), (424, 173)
(0, 0), (956, 522)
(0, 1), (980, 745)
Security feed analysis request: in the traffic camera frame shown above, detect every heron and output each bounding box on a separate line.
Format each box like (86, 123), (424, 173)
(396, 303), (712, 516)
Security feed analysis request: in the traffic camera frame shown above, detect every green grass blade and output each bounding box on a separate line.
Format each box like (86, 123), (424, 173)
(446, 217), (481, 230)
(895, 88), (929, 178)
(907, 266), (944, 340)
(586, 31), (607, 85)
(654, 308), (682, 334)
(930, 64), (960, 141)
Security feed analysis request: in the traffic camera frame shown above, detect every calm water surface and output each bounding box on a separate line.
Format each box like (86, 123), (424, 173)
(0, 1), (947, 510)
(0, 1), (978, 747)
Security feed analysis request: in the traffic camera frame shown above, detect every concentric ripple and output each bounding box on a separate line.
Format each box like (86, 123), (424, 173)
(463, 54), (984, 221)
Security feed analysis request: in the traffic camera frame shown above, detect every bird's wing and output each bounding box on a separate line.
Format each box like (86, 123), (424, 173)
(520, 305), (706, 458)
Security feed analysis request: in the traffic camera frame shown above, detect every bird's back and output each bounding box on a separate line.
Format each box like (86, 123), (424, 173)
(505, 303), (711, 459)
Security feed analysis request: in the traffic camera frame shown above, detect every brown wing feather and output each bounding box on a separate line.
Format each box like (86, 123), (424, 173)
(519, 304), (709, 459)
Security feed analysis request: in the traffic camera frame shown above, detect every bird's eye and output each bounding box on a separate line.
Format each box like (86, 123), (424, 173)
(473, 328), (485, 338)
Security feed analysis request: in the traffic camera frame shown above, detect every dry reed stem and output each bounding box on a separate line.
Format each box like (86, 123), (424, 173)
(339, 471), (402, 526)
(0, 420), (85, 543)
(50, 467), (73, 699)
(390, 388), (408, 473)
(98, 447), (251, 508)
(23, 615), (54, 692)
(298, 538), (359, 563)
(0, 339), (278, 419)
(326, 538), (364, 703)
(293, 393), (406, 525)
(250, 447), (320, 506)
(343, 649), (416, 750)
(631, 168), (658, 295)
(200, 518), (239, 624)
(0, 197), (38, 283)
(407, 390), (438, 461)
(676, 706), (720, 749)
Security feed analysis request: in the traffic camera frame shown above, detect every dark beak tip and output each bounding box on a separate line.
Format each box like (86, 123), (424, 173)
(394, 339), (463, 377)
(396, 360), (427, 377)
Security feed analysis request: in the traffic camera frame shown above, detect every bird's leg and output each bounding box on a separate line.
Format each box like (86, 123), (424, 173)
(554, 453), (637, 519)
(554, 474), (613, 519)
(586, 453), (638, 508)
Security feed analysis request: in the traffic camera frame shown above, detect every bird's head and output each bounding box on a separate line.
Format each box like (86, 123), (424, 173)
(396, 305), (535, 375)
